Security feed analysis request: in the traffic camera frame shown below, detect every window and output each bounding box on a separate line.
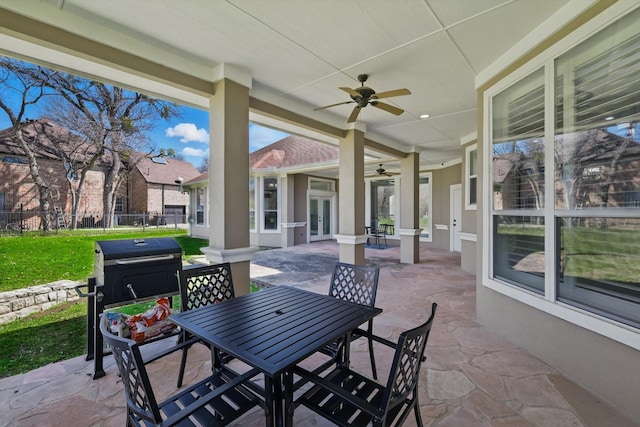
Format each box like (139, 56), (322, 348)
(114, 197), (123, 213)
(249, 177), (256, 231)
(419, 175), (432, 240)
(370, 179), (394, 229)
(487, 7), (640, 329)
(491, 67), (546, 295)
(195, 187), (206, 226)
(263, 177), (278, 231)
(2, 156), (28, 164)
(465, 145), (478, 209)
(309, 178), (334, 192)
(553, 9), (640, 328)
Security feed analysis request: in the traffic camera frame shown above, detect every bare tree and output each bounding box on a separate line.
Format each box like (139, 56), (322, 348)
(198, 155), (208, 173)
(38, 69), (180, 227)
(0, 57), (58, 230)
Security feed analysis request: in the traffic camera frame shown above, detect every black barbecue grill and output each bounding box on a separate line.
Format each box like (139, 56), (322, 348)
(76, 237), (183, 379)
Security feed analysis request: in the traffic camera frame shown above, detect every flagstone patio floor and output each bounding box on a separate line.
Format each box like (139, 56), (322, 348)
(1, 241), (637, 426)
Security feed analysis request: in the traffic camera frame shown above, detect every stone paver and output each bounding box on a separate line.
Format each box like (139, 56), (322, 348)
(0, 241), (637, 427)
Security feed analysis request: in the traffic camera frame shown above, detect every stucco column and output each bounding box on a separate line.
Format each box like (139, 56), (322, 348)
(334, 126), (367, 265)
(200, 65), (257, 295)
(399, 152), (421, 264)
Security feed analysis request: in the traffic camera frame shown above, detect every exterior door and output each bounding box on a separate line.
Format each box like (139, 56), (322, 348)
(450, 184), (462, 252)
(309, 197), (332, 241)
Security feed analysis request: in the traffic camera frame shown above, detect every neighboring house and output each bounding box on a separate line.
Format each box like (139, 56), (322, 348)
(0, 118), (110, 227)
(126, 155), (200, 225)
(0, 119), (200, 227)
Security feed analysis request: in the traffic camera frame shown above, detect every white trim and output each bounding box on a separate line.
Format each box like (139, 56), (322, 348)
(459, 232), (477, 242)
(460, 131), (477, 146)
(398, 228), (422, 236)
(282, 222), (305, 228)
(200, 245), (260, 264)
(465, 144), (478, 210)
(333, 234), (368, 245)
(434, 224), (448, 230)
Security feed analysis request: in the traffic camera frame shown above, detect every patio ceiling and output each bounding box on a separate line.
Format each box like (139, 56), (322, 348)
(0, 0), (572, 173)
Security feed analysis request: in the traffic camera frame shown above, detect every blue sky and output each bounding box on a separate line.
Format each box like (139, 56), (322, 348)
(0, 102), (288, 170)
(149, 106), (289, 169)
(0, 58), (289, 170)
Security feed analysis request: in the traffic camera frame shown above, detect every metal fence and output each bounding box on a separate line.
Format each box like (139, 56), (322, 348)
(0, 209), (187, 236)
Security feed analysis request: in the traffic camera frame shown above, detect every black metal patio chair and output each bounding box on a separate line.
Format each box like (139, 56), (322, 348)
(99, 313), (263, 427)
(292, 302), (437, 427)
(316, 262), (380, 379)
(175, 263), (236, 387)
(367, 220), (390, 248)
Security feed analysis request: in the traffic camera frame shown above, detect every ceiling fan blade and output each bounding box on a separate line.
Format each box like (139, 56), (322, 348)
(340, 87), (361, 98)
(314, 100), (354, 111)
(371, 88), (411, 99)
(347, 106), (362, 123)
(371, 101), (404, 116)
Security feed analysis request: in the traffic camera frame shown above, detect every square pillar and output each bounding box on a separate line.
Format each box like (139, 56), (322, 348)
(334, 126), (367, 265)
(200, 70), (257, 295)
(399, 152), (421, 264)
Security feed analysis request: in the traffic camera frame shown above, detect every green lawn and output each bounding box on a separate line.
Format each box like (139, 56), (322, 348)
(0, 230), (208, 377)
(0, 230), (205, 292)
(0, 232), (268, 378)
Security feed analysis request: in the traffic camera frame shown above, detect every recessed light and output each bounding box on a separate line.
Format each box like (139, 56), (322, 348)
(605, 116), (614, 121)
(420, 114), (430, 119)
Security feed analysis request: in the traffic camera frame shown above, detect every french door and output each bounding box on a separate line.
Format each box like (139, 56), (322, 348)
(309, 196), (332, 241)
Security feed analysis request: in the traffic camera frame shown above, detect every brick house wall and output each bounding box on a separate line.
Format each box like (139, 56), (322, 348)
(0, 156), (105, 214)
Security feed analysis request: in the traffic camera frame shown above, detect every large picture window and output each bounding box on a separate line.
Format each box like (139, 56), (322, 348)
(553, 9), (640, 328)
(370, 179), (394, 229)
(263, 177), (278, 231)
(419, 175), (432, 240)
(249, 177), (256, 231)
(465, 145), (478, 209)
(488, 7), (640, 329)
(195, 187), (206, 226)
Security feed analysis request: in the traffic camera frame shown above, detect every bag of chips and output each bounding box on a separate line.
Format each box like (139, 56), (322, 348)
(125, 298), (177, 342)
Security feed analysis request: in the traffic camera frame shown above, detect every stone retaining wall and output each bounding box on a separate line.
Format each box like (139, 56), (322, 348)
(0, 280), (82, 324)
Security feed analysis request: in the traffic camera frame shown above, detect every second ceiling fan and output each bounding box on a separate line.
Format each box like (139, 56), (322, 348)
(315, 74), (411, 123)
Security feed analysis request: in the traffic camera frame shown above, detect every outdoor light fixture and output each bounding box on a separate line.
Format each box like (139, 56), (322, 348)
(174, 176), (187, 194)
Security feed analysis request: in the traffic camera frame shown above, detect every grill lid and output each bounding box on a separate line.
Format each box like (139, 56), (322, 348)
(95, 238), (182, 260)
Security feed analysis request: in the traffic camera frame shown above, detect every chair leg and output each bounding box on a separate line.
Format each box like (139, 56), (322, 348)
(413, 394), (423, 427)
(367, 320), (377, 379)
(177, 347), (188, 388)
(368, 335), (377, 380)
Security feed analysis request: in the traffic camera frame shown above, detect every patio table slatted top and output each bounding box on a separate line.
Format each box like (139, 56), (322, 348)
(169, 285), (383, 377)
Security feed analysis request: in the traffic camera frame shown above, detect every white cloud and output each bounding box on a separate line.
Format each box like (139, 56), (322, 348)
(249, 123), (289, 152)
(182, 147), (208, 158)
(165, 123), (209, 143)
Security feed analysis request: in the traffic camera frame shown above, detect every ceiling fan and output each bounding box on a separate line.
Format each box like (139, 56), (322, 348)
(315, 74), (411, 123)
(366, 164), (395, 178)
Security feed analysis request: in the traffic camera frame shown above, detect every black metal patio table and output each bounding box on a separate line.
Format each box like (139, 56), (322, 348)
(169, 285), (382, 427)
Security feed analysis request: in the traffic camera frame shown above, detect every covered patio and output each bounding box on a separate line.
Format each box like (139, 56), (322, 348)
(1, 242), (636, 427)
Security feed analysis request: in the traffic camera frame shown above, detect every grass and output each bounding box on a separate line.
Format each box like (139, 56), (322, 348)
(0, 300), (86, 377)
(0, 230), (199, 378)
(0, 232), (264, 378)
(0, 229), (198, 292)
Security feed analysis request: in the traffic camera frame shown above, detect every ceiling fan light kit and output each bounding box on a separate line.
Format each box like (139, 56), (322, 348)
(315, 74), (411, 123)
